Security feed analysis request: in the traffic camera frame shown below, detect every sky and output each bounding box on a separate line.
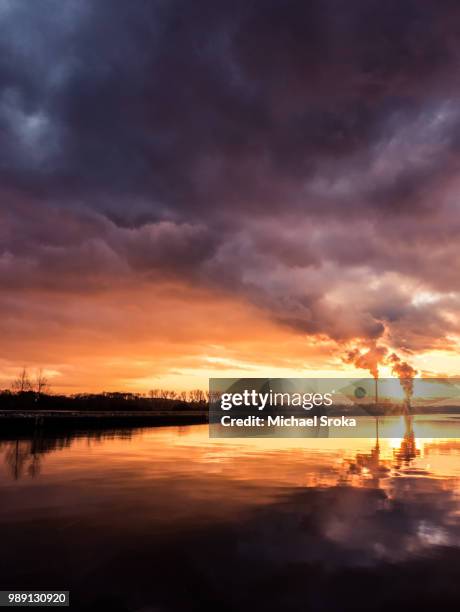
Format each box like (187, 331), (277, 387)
(1, 0), (460, 392)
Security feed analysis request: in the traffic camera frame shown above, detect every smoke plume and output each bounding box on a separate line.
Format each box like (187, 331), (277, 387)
(344, 345), (388, 379)
(389, 353), (417, 403)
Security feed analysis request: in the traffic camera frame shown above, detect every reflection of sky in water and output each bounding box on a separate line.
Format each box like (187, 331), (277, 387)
(1, 424), (460, 609)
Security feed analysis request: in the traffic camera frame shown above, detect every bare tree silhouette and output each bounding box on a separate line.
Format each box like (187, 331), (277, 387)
(189, 389), (206, 403)
(11, 367), (32, 393)
(35, 369), (50, 396)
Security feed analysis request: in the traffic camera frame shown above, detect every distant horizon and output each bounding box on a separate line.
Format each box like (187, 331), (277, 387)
(3, 370), (460, 399)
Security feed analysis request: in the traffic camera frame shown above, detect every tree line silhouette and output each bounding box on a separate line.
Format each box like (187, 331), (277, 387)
(1, 367), (208, 412)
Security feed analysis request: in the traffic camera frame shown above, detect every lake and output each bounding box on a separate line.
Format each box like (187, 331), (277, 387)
(1, 423), (460, 611)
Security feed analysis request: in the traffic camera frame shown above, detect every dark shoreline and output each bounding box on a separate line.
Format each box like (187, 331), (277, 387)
(0, 410), (208, 435)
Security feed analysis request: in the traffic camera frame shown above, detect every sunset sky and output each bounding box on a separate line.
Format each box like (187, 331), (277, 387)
(1, 0), (460, 392)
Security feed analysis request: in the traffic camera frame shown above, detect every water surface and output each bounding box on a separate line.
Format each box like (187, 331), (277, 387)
(1, 424), (460, 611)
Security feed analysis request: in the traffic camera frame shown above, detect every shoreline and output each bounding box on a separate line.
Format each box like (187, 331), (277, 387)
(0, 410), (208, 432)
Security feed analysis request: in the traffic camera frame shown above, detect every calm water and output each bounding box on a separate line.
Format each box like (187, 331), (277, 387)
(1, 424), (460, 611)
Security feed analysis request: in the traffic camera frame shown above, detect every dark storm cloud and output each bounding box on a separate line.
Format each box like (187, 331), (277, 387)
(2, 0), (460, 349)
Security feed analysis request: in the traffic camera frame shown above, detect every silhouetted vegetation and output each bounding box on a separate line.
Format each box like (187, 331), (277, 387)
(0, 388), (208, 412)
(0, 371), (209, 430)
(2, 367), (208, 412)
(0, 367), (209, 412)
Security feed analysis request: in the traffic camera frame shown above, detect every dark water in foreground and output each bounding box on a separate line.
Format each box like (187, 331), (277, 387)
(1, 424), (460, 611)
